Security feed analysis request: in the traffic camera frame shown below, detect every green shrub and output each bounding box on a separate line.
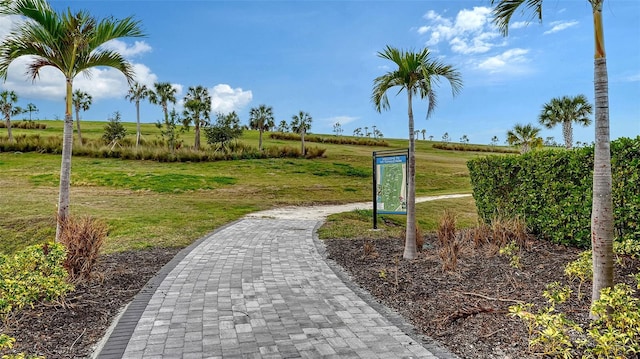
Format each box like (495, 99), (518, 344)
(270, 132), (388, 147)
(0, 242), (73, 318)
(467, 137), (640, 248)
(433, 142), (518, 153)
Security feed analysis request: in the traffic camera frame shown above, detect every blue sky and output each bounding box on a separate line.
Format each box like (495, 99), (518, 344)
(1, 0), (638, 145)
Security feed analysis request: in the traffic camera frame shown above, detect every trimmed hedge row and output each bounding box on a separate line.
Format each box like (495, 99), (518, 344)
(269, 132), (388, 147)
(467, 136), (640, 248)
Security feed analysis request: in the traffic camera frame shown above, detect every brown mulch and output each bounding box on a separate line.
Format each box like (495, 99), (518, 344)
(0, 247), (181, 359)
(325, 234), (640, 359)
(1, 237), (638, 359)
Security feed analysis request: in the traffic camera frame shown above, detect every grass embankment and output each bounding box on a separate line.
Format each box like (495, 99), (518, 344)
(1, 120), (489, 254)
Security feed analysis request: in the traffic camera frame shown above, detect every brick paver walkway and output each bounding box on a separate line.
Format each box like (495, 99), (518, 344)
(95, 216), (460, 358)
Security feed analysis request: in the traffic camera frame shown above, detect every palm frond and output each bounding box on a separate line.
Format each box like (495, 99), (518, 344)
(491, 0), (543, 36)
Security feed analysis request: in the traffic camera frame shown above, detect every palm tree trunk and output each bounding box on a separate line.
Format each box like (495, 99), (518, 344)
(75, 108), (83, 144)
(404, 91), (417, 260)
(301, 130), (306, 155)
(563, 120), (573, 149)
(195, 121), (201, 151)
(5, 115), (13, 143)
(590, 0), (614, 310)
(258, 128), (263, 151)
(56, 79), (74, 241)
(135, 100), (141, 147)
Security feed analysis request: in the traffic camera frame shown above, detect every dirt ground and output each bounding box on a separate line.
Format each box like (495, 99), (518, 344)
(1, 234), (638, 359)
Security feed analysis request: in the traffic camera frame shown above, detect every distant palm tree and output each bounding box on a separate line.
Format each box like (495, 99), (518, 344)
(277, 119), (289, 133)
(372, 45), (462, 260)
(421, 129), (426, 140)
(0, 90), (20, 142)
(149, 82), (177, 125)
(0, 0), (144, 240)
(490, 135), (499, 146)
(72, 90), (92, 144)
(460, 134), (469, 144)
(126, 82), (151, 147)
(290, 111), (312, 155)
(491, 0), (614, 309)
(353, 127), (362, 137)
(539, 94), (593, 150)
(183, 85), (211, 151)
(506, 123), (542, 153)
(25, 103), (38, 121)
(249, 104), (275, 151)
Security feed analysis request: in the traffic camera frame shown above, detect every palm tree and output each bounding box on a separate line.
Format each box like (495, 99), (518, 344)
(421, 129), (426, 140)
(506, 123), (542, 153)
(277, 119), (289, 133)
(183, 85), (211, 151)
(539, 94), (593, 150)
(126, 82), (151, 147)
(0, 0), (144, 240)
(0, 90), (20, 142)
(290, 111), (312, 155)
(72, 90), (92, 144)
(249, 104), (275, 151)
(149, 82), (177, 125)
(491, 0), (614, 307)
(25, 103), (38, 121)
(372, 45), (462, 260)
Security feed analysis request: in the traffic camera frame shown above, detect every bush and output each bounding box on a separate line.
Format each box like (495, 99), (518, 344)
(467, 137), (640, 248)
(433, 142), (518, 153)
(59, 216), (107, 282)
(0, 242), (73, 319)
(270, 132), (388, 147)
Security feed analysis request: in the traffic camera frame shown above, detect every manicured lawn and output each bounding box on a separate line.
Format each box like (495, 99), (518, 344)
(1, 120), (489, 254)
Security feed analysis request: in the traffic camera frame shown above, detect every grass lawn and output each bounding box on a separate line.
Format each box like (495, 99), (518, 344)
(1, 120), (493, 254)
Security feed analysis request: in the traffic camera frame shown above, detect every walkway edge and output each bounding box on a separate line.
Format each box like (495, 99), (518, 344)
(312, 222), (461, 359)
(91, 220), (242, 359)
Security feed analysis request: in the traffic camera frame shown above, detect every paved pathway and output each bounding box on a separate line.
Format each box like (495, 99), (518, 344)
(95, 196), (468, 359)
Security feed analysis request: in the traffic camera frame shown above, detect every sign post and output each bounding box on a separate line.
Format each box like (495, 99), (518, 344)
(372, 149), (409, 229)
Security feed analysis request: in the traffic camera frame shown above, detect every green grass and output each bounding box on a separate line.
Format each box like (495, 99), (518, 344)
(1, 120), (490, 254)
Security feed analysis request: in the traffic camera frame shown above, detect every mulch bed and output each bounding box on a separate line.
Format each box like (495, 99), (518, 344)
(325, 234), (640, 359)
(1, 248), (180, 359)
(1, 236), (638, 359)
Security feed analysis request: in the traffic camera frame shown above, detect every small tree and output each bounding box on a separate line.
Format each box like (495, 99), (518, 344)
(277, 119), (289, 133)
(374, 128), (384, 139)
(428, 135), (434, 141)
(353, 127), (362, 137)
(290, 111), (312, 155)
(507, 123), (543, 153)
(460, 134), (469, 144)
(156, 108), (183, 153)
(442, 132), (450, 142)
(0, 90), (19, 143)
(248, 104), (274, 151)
(333, 121), (343, 137)
(24, 103), (37, 121)
(421, 129), (426, 140)
(72, 90), (92, 144)
(205, 111), (243, 151)
(102, 111), (127, 149)
(490, 135), (499, 146)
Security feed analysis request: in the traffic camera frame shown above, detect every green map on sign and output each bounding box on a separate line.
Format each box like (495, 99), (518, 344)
(376, 160), (407, 213)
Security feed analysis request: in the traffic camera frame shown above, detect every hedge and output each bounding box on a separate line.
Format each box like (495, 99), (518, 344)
(467, 136), (639, 248)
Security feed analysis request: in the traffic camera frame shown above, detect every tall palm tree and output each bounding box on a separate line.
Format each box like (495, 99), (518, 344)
(372, 45), (462, 260)
(0, 90), (20, 142)
(149, 82), (177, 125)
(126, 82), (150, 147)
(491, 0), (614, 308)
(506, 123), (542, 153)
(290, 111), (312, 155)
(539, 94), (593, 150)
(72, 89), (92, 144)
(183, 86), (211, 151)
(0, 0), (144, 240)
(249, 104), (275, 151)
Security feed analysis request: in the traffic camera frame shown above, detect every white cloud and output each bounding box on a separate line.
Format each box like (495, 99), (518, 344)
(210, 84), (252, 114)
(543, 20), (578, 35)
(477, 48), (530, 73)
(623, 73), (640, 82)
(324, 116), (359, 126)
(511, 21), (529, 29)
(418, 6), (501, 55)
(101, 39), (152, 58)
